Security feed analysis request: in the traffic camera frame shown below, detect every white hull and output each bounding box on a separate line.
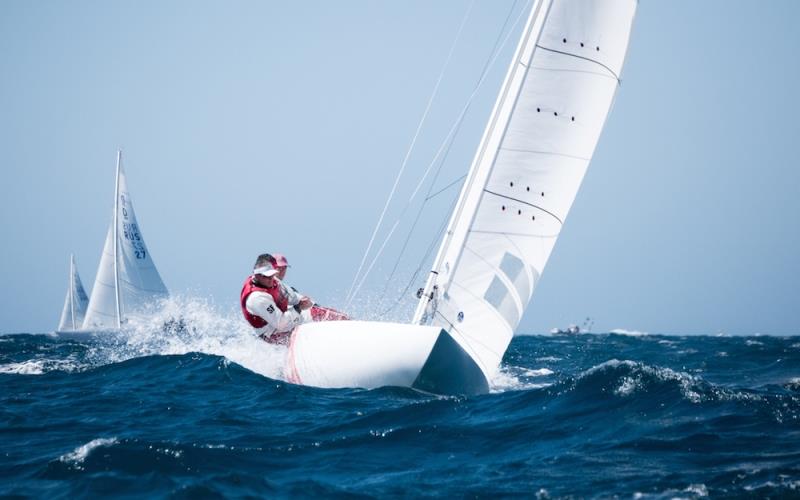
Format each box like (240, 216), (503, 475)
(286, 320), (489, 395)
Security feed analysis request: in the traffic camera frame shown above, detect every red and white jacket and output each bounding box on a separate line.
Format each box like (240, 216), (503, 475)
(240, 277), (304, 342)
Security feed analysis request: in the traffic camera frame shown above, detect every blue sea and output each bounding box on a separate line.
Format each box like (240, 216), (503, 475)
(2, 315), (799, 497)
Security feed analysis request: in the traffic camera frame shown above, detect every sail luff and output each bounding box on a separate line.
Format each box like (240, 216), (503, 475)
(413, 0), (553, 323)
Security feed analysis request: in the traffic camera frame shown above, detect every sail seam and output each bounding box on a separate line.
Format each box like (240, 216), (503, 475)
(499, 146), (589, 161)
(530, 65), (617, 81)
(534, 45), (621, 83)
(471, 229), (559, 238)
(483, 189), (563, 224)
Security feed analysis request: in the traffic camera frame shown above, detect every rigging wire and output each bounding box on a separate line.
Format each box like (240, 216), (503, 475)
(378, 0), (522, 316)
(344, 0), (477, 307)
(378, 188), (462, 318)
(425, 173), (468, 202)
(347, 0), (530, 309)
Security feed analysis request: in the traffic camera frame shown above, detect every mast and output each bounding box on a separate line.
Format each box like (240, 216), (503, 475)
(113, 150), (122, 329)
(413, 0), (553, 323)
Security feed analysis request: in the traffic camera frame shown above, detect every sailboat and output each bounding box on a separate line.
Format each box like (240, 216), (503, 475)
(56, 254), (90, 332)
(285, 0), (637, 394)
(82, 151), (169, 331)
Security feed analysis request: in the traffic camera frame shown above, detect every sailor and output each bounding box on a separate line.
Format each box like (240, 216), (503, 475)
(240, 254), (312, 344)
(272, 252), (300, 305)
(273, 253), (290, 280)
(270, 252), (312, 311)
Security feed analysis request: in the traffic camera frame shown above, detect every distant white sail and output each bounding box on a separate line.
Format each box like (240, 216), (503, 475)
(83, 151), (168, 330)
(414, 0), (637, 381)
(57, 254), (89, 331)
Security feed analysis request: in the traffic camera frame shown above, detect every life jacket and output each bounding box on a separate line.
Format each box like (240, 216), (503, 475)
(240, 276), (289, 328)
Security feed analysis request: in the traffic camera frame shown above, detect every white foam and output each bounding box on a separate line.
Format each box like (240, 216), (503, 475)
(524, 368), (554, 377)
(490, 365), (554, 393)
(633, 483), (708, 499)
(582, 360), (703, 402)
(615, 375), (640, 396)
(610, 328), (648, 336)
(0, 358), (81, 375)
(59, 437), (118, 465)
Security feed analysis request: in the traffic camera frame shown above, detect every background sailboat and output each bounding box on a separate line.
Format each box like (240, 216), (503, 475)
(83, 151), (169, 331)
(56, 254), (89, 332)
(287, 0), (638, 395)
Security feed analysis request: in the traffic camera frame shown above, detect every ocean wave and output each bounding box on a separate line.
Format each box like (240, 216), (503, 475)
(0, 357), (82, 375)
(574, 359), (767, 405)
(633, 483), (708, 499)
(2, 331), (800, 497)
(59, 437), (118, 466)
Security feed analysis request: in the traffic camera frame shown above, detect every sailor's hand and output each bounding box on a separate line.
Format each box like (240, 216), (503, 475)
(299, 297), (313, 310)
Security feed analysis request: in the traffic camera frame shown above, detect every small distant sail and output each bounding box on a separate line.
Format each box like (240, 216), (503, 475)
(83, 151), (169, 330)
(57, 254), (90, 331)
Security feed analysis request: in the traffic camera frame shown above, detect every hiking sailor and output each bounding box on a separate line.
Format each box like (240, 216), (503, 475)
(240, 254), (312, 344)
(271, 252), (308, 309)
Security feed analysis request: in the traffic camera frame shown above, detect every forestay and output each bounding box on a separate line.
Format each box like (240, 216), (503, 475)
(83, 152), (168, 330)
(57, 254), (90, 331)
(414, 0), (637, 381)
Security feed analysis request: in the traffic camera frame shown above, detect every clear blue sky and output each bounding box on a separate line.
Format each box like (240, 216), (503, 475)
(1, 1), (798, 335)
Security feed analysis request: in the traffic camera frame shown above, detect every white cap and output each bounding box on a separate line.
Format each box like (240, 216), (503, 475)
(253, 262), (279, 277)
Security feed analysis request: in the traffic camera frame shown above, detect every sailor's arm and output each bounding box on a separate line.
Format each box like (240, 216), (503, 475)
(278, 279), (313, 310)
(245, 291), (303, 334)
(278, 279), (303, 307)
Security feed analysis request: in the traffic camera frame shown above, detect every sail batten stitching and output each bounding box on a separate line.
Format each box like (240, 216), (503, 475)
(534, 45), (620, 83)
(483, 189), (563, 224)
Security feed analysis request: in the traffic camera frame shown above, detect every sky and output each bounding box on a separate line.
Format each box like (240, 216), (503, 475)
(1, 1), (798, 335)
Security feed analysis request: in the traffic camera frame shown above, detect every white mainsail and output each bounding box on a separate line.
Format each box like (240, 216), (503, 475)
(413, 0), (637, 381)
(83, 151), (169, 330)
(57, 254), (90, 331)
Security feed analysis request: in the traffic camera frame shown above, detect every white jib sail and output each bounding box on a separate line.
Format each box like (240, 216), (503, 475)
(83, 151), (168, 330)
(413, 0), (637, 381)
(57, 254), (90, 331)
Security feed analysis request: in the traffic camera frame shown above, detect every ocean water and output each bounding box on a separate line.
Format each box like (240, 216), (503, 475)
(2, 306), (799, 497)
